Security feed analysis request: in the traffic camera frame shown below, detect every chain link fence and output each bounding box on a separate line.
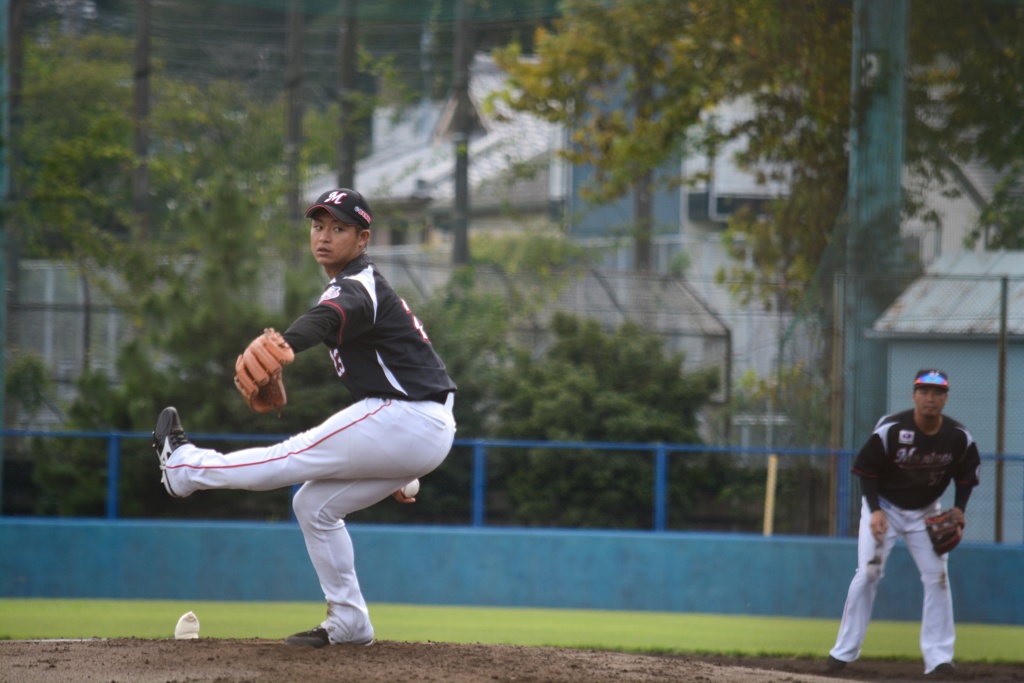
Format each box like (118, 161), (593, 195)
(4, 257), (1023, 544)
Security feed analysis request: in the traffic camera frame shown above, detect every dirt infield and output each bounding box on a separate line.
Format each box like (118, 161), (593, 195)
(2, 639), (1023, 683)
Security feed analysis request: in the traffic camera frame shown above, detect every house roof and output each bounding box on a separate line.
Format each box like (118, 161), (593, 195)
(304, 53), (560, 207)
(537, 268), (730, 339)
(369, 252), (729, 340)
(871, 251), (1024, 337)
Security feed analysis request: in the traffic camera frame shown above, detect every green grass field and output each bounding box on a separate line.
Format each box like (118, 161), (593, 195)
(1, 599), (1022, 663)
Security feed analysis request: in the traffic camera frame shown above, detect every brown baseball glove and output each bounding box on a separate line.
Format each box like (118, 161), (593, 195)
(925, 508), (965, 555)
(233, 328), (295, 415)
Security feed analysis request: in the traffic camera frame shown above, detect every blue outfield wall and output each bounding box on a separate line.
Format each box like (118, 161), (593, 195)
(1, 518), (1021, 625)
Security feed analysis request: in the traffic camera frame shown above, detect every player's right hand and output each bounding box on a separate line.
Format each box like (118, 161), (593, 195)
(870, 509), (888, 542)
(392, 489), (416, 504)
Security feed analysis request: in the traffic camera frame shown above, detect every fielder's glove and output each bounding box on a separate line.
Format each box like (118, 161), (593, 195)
(233, 328), (295, 415)
(925, 508), (965, 555)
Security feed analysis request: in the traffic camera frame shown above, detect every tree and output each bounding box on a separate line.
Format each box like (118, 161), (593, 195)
(494, 0), (733, 270)
(30, 178), (311, 518)
(415, 266), (517, 439)
(7, 30), (300, 518)
(907, 1), (1024, 249)
(11, 34), (137, 261)
(711, 1), (852, 313)
(9, 30), (298, 416)
(497, 313), (714, 443)
(11, 33), (293, 263)
(3, 353), (54, 425)
(713, 0), (1024, 301)
(491, 313), (718, 528)
(494, 1), (1022, 300)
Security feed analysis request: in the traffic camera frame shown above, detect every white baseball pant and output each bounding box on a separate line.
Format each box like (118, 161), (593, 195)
(163, 394), (456, 644)
(830, 496), (954, 674)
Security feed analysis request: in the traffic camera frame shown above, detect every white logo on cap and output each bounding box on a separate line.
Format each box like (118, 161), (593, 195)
(326, 191), (348, 205)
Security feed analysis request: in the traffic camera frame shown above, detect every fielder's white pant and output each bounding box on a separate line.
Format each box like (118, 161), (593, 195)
(163, 395), (456, 644)
(830, 496), (954, 674)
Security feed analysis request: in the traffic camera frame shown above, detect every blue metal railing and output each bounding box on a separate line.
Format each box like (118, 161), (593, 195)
(4, 429), (1020, 540)
(2, 428), (858, 530)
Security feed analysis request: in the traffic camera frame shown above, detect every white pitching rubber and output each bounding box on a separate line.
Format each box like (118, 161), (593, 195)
(174, 611), (200, 639)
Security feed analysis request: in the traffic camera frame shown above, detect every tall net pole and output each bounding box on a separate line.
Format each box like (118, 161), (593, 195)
(0, 0), (9, 514)
(451, 0), (472, 265)
(842, 0), (909, 451)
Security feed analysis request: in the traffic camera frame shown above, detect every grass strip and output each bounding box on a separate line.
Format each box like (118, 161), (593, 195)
(1, 599), (1021, 663)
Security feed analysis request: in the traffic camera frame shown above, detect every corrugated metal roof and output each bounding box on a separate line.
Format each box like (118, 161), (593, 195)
(872, 251), (1024, 336)
(304, 53), (559, 205)
(369, 256), (729, 338)
(540, 268), (730, 338)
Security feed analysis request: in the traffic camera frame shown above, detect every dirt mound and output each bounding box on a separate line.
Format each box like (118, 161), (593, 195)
(2, 638), (1021, 682)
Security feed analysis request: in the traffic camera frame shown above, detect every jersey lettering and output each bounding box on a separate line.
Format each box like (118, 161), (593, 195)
(329, 348), (346, 378)
(856, 408), (980, 511)
(400, 298), (430, 342)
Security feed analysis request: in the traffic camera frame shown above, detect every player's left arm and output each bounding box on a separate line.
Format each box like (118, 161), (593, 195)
(952, 429), (981, 512)
(282, 279), (375, 353)
(283, 306), (338, 353)
(953, 484), (973, 514)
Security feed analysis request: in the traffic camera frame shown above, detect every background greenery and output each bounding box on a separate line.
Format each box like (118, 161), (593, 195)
(5, 0), (1022, 533)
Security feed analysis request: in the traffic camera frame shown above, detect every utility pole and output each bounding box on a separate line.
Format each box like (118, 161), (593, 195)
(632, 80), (653, 272)
(285, 0), (304, 215)
(336, 0), (358, 189)
(133, 0), (151, 237)
(451, 0), (472, 265)
(0, 0), (10, 513)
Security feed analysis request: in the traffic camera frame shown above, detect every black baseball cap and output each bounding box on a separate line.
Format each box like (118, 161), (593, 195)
(304, 189), (372, 229)
(914, 368), (949, 391)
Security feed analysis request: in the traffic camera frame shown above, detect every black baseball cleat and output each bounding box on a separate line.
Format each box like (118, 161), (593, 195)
(285, 625), (374, 648)
(152, 406), (190, 498)
(927, 662), (956, 677)
(825, 655), (847, 672)
(285, 626), (331, 648)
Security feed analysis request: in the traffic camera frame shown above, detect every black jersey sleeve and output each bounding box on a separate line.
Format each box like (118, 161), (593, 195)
(851, 432), (885, 480)
(859, 475), (881, 512)
(954, 483), (974, 512)
(282, 306), (339, 354)
(952, 428), (982, 486)
(853, 430), (886, 512)
(950, 423), (981, 510)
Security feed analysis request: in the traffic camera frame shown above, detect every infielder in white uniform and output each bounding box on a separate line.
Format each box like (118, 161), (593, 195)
(152, 188), (457, 647)
(827, 369), (979, 676)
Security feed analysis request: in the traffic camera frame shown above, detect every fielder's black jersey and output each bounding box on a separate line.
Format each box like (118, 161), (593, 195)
(852, 409), (980, 511)
(282, 254), (456, 402)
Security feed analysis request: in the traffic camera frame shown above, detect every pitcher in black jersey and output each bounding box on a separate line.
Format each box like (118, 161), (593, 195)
(152, 189), (457, 648)
(827, 369), (979, 677)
